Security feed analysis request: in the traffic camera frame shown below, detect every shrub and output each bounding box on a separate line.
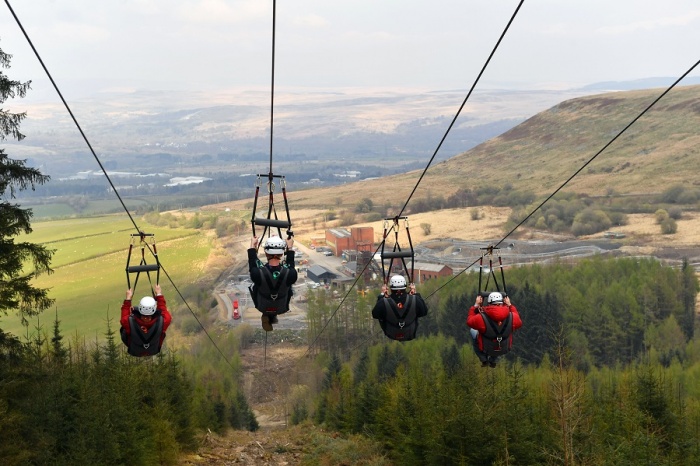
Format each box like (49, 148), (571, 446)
(677, 189), (699, 204)
(660, 218), (677, 234)
(655, 209), (669, 224)
(181, 316), (203, 335)
(355, 198), (374, 213)
(571, 208), (612, 236)
(607, 211), (628, 226)
(668, 206), (683, 220)
(338, 211), (356, 226)
(364, 212), (383, 222)
(659, 184), (685, 203)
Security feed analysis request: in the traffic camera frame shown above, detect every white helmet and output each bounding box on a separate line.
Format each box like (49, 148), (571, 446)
(138, 296), (157, 316)
(389, 275), (407, 290)
(487, 292), (503, 305)
(264, 236), (286, 255)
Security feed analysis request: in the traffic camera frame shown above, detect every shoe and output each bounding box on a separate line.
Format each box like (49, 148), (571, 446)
(489, 362), (497, 368)
(481, 361), (489, 367)
(270, 315), (278, 324)
(261, 315), (273, 332)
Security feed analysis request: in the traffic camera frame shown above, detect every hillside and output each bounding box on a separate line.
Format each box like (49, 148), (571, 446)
(222, 84), (700, 210)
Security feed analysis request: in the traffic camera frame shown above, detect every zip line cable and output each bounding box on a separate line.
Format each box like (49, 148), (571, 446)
(397, 0), (525, 218)
(259, 0), (280, 368)
(5, 0), (236, 369)
(158, 264), (236, 367)
(300, 0), (525, 359)
(268, 0), (277, 176)
(425, 57), (700, 300)
(302, 226), (396, 357)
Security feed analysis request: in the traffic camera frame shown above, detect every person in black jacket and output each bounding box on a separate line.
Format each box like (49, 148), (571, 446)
(248, 235), (297, 331)
(372, 275), (428, 341)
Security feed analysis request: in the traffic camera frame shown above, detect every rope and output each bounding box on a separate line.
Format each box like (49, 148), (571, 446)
(262, 0), (277, 369)
(397, 0), (525, 218)
(268, 0), (277, 176)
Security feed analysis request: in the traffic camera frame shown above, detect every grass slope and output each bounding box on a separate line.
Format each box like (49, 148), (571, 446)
(2, 216), (211, 339)
(436, 83), (700, 196)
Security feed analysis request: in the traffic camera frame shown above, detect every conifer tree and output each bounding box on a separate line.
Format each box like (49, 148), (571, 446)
(50, 309), (69, 366)
(0, 45), (54, 327)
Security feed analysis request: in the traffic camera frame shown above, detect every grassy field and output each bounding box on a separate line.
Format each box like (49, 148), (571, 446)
(26, 199), (152, 219)
(25, 217), (198, 269)
(2, 216), (213, 339)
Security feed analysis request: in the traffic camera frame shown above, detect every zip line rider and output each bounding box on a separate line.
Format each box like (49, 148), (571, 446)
(467, 291), (522, 367)
(372, 274), (428, 341)
(120, 284), (172, 357)
(248, 235), (298, 331)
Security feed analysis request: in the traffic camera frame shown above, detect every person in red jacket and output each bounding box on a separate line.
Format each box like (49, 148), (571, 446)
(466, 291), (522, 367)
(120, 284), (172, 357)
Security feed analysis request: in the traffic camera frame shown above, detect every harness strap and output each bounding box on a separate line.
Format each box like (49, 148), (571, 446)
(382, 295), (414, 328)
(260, 266), (288, 300)
(481, 311), (512, 350)
(129, 315), (163, 349)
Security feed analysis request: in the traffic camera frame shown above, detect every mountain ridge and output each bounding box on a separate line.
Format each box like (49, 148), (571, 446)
(250, 83), (700, 210)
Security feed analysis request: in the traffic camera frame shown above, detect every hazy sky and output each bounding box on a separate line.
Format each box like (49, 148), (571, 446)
(1, 0), (699, 98)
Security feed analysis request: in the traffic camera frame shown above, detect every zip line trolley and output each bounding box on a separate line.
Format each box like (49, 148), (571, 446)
(478, 244), (508, 298)
(379, 216), (415, 285)
(125, 232), (160, 296)
(250, 173), (293, 249)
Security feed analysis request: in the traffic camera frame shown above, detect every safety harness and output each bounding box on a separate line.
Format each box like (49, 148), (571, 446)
(479, 310), (514, 357)
(120, 313), (164, 357)
(250, 262), (291, 316)
(380, 294), (418, 341)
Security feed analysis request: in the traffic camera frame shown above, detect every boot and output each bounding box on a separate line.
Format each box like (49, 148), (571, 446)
(261, 314), (273, 332)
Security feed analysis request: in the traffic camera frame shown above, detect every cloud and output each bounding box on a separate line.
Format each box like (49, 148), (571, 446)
(292, 14), (330, 29)
(45, 22), (111, 44)
(596, 10), (700, 35)
(174, 0), (268, 24)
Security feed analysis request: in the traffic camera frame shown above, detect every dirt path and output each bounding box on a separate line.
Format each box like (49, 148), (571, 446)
(178, 342), (316, 465)
(241, 343), (312, 429)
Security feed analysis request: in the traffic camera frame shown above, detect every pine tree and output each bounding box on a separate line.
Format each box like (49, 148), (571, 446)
(0, 45), (54, 327)
(49, 309), (69, 366)
(438, 291), (472, 344)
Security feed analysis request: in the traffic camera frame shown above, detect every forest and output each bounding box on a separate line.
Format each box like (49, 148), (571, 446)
(302, 256), (700, 465)
(0, 319), (257, 466)
(1, 240), (698, 464)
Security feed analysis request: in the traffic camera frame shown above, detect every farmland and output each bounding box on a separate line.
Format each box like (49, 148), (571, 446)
(2, 215), (214, 338)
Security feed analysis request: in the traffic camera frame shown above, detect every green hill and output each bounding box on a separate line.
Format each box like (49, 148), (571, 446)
(436, 83), (700, 196)
(279, 84), (700, 210)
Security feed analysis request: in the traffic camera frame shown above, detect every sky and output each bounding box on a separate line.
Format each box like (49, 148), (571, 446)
(1, 0), (700, 100)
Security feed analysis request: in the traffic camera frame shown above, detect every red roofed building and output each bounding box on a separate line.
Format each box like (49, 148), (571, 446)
(325, 227), (374, 256)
